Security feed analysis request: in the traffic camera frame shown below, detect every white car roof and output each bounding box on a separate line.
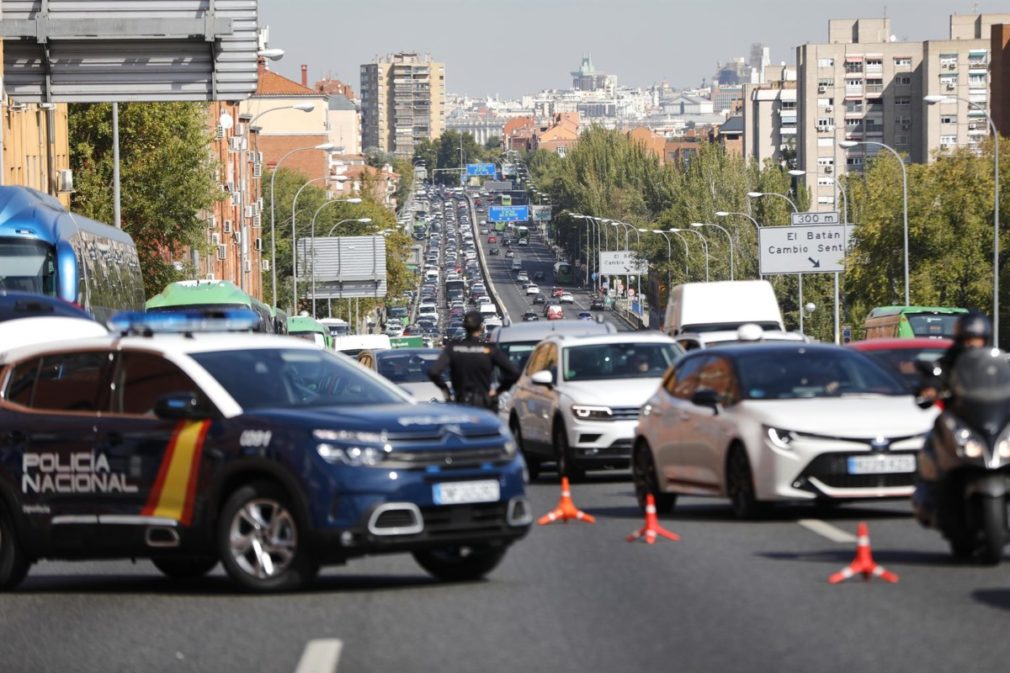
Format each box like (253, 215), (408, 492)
(0, 317), (108, 357)
(546, 332), (677, 348)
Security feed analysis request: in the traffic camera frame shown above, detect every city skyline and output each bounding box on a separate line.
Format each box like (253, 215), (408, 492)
(261, 0), (1006, 97)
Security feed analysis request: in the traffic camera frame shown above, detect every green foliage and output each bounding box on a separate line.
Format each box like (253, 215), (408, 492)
(68, 102), (220, 298)
(413, 130), (495, 185)
(391, 159), (414, 210)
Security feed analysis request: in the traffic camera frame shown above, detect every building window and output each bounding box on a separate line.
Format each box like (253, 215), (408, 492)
(816, 118), (835, 132)
(941, 115), (957, 124)
(844, 61), (864, 74)
(781, 100), (797, 110)
(940, 134), (957, 149)
(865, 58), (883, 74)
(817, 79), (834, 92)
(846, 156), (863, 168)
(817, 157), (834, 167)
(969, 72), (987, 86)
(817, 177), (834, 186)
(865, 79), (884, 94)
(818, 58), (835, 67)
(818, 196), (836, 205)
(940, 54), (958, 71)
(895, 134), (909, 146)
(894, 96), (911, 106)
(844, 118), (862, 129)
(967, 50), (989, 65)
(895, 75), (911, 86)
(844, 100), (864, 114)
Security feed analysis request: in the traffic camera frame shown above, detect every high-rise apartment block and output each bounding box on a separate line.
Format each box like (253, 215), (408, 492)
(360, 52), (445, 159)
(796, 14), (1010, 211)
(742, 65), (798, 166)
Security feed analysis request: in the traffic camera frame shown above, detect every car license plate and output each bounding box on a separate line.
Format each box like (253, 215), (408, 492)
(433, 480), (500, 505)
(847, 454), (916, 475)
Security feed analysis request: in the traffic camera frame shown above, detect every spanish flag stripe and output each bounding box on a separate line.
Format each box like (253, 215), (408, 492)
(179, 422), (211, 526)
(148, 420), (210, 522)
(141, 422), (185, 516)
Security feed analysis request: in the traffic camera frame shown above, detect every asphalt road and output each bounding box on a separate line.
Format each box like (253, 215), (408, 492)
(3, 480), (1010, 673)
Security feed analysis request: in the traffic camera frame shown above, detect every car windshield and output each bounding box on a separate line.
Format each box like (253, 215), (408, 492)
(736, 348), (906, 400)
(860, 346), (948, 391)
(499, 341), (537, 370)
(563, 342), (676, 381)
(375, 350), (447, 384)
(192, 348), (407, 410)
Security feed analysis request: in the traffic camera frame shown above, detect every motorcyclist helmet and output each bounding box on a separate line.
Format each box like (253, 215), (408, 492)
(953, 310), (992, 344)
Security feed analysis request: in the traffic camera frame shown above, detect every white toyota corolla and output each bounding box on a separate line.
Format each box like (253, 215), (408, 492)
(632, 343), (937, 518)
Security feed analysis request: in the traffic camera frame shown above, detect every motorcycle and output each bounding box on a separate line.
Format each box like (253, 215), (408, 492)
(914, 347), (1010, 564)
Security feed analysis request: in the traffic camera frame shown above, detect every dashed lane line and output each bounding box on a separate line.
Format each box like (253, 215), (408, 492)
(294, 639), (343, 673)
(797, 519), (858, 543)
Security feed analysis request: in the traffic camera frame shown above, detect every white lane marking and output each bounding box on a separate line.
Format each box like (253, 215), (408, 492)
(797, 519), (857, 543)
(294, 639), (343, 673)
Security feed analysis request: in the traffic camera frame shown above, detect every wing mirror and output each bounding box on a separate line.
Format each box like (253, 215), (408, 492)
(531, 370), (554, 387)
(155, 392), (210, 420)
(691, 388), (721, 413)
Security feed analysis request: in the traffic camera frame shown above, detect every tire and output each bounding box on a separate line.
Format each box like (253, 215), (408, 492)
(511, 416), (539, 481)
(978, 495), (1007, 565)
(553, 419), (584, 482)
(631, 442), (676, 514)
(726, 445), (765, 520)
(218, 480), (319, 592)
(413, 544), (507, 582)
(0, 503), (29, 590)
(152, 557), (219, 580)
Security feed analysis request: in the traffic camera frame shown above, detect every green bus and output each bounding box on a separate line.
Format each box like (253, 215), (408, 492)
(146, 280), (277, 333)
(287, 315), (334, 349)
(553, 261), (575, 285)
(863, 305), (968, 340)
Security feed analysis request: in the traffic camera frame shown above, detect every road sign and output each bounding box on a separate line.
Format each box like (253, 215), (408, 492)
(531, 205), (552, 222)
(488, 205), (529, 222)
(599, 250), (648, 276)
(790, 211), (839, 226)
(759, 224), (855, 274)
(466, 163), (496, 177)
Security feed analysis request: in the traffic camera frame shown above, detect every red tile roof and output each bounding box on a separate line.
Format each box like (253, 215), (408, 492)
(255, 67), (317, 96)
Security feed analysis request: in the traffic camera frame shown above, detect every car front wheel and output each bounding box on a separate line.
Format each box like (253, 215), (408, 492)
(218, 481), (319, 592)
(0, 502), (29, 590)
(726, 445), (765, 520)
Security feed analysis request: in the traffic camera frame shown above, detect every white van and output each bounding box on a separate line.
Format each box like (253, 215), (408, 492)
(332, 334), (392, 357)
(663, 280), (784, 336)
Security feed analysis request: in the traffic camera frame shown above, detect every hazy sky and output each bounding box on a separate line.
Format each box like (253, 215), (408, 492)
(261, 0), (1007, 98)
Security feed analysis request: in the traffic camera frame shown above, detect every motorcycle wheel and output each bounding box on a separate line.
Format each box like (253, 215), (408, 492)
(978, 495), (1007, 565)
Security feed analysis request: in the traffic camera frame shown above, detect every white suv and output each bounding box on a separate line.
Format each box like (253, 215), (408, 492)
(506, 333), (681, 480)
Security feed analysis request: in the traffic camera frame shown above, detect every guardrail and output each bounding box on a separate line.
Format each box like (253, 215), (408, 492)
(466, 194), (510, 325)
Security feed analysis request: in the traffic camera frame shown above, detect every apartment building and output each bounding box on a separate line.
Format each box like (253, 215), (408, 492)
(796, 14), (1010, 211)
(742, 65), (798, 166)
(200, 100), (263, 298)
(360, 53), (445, 159)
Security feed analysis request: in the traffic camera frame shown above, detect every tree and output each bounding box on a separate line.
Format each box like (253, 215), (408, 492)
(69, 102), (220, 297)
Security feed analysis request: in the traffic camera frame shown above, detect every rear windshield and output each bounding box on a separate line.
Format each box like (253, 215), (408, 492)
(906, 313), (960, 339)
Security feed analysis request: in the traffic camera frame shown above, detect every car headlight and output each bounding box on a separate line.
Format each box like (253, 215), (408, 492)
(314, 429), (390, 466)
(765, 425), (796, 450)
(571, 405), (613, 421)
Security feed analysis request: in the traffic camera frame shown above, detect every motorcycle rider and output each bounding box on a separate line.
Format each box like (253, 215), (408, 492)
(913, 310), (993, 526)
(918, 311), (992, 401)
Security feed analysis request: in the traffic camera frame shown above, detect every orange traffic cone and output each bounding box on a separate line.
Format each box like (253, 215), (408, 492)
(828, 521), (899, 584)
(538, 477), (595, 525)
(627, 493), (680, 544)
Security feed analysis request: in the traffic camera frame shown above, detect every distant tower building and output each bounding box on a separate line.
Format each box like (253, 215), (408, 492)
(360, 52), (445, 158)
(571, 55), (617, 93)
(750, 43), (771, 83)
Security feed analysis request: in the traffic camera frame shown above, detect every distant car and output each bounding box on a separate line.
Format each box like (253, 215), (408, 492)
(532, 271), (545, 281)
(505, 250), (515, 258)
(525, 284), (540, 296)
(559, 292), (575, 304)
(489, 247), (500, 256)
(552, 287), (565, 298)
(518, 238), (529, 247)
(590, 297), (606, 311)
(546, 305), (565, 320)
(517, 271), (529, 282)
(848, 338), (952, 392)
(488, 235), (497, 243)
(577, 311), (593, 321)
(532, 294), (546, 305)
(522, 311), (540, 322)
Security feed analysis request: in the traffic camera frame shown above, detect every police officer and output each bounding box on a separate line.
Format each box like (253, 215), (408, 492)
(428, 310), (519, 410)
(918, 310), (992, 402)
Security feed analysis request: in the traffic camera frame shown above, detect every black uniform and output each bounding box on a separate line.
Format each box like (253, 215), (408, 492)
(428, 335), (520, 410)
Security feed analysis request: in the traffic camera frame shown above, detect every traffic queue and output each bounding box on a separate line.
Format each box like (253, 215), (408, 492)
(0, 184), (1005, 597)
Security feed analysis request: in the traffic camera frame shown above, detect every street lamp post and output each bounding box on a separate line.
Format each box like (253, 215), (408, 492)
(926, 94), (1000, 344)
(749, 190), (812, 333)
(838, 139), (909, 306)
(269, 141), (337, 307)
(671, 228), (709, 282)
(640, 228), (678, 302)
(610, 221), (641, 299)
(715, 210), (762, 278)
(303, 214), (371, 318)
(691, 222), (735, 280)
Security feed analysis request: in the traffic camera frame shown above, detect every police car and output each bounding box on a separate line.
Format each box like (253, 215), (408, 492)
(0, 311), (531, 592)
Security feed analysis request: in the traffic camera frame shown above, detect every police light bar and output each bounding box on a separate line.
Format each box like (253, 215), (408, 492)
(108, 309), (261, 335)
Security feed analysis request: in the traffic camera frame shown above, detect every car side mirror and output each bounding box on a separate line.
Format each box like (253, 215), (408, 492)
(531, 370), (554, 387)
(691, 388), (721, 413)
(155, 392), (210, 420)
